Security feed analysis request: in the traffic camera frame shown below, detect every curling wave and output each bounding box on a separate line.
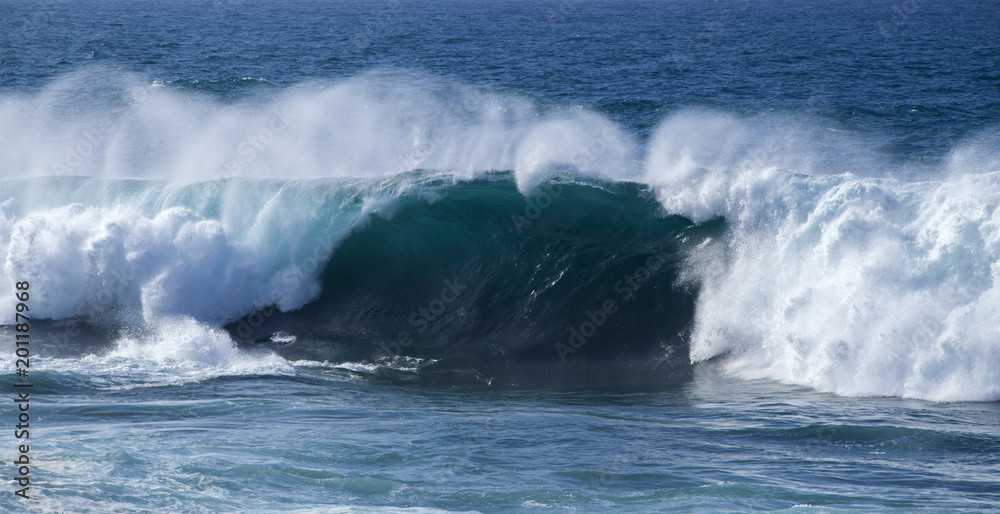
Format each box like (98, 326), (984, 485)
(1, 70), (999, 400)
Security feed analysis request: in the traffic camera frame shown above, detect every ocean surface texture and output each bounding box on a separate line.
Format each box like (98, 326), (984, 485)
(2, 0), (999, 511)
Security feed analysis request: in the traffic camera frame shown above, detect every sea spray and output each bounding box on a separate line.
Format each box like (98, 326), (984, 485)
(1, 72), (999, 400)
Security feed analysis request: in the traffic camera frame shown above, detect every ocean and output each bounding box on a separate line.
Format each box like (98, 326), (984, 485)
(2, 0), (999, 511)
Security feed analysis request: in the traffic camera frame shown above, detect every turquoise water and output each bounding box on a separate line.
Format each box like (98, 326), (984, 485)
(26, 365), (1000, 511)
(2, 0), (1000, 511)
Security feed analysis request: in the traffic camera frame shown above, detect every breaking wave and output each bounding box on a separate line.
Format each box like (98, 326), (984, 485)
(2, 70), (998, 400)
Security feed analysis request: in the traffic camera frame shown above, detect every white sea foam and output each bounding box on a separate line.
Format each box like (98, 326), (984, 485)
(5, 316), (294, 390)
(2, 199), (352, 325)
(100, 316), (293, 385)
(0, 69), (638, 324)
(646, 113), (1000, 401)
(2, 70), (998, 400)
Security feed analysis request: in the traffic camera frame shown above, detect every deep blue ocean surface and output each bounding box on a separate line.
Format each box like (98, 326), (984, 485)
(2, 0), (1000, 511)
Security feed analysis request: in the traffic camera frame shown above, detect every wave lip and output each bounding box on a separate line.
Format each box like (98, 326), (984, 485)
(226, 176), (717, 387)
(3, 70), (1000, 400)
(0, 69), (641, 190)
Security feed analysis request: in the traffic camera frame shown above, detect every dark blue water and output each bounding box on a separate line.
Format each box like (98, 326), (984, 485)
(5, 0), (998, 151)
(2, 0), (999, 511)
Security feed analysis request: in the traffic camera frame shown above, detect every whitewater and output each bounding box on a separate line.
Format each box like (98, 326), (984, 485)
(3, 1), (1000, 509)
(2, 70), (997, 402)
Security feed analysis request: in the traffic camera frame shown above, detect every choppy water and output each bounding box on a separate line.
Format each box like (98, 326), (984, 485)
(2, 0), (999, 511)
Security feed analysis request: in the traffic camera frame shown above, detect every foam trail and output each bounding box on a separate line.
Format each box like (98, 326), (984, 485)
(646, 113), (1000, 401)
